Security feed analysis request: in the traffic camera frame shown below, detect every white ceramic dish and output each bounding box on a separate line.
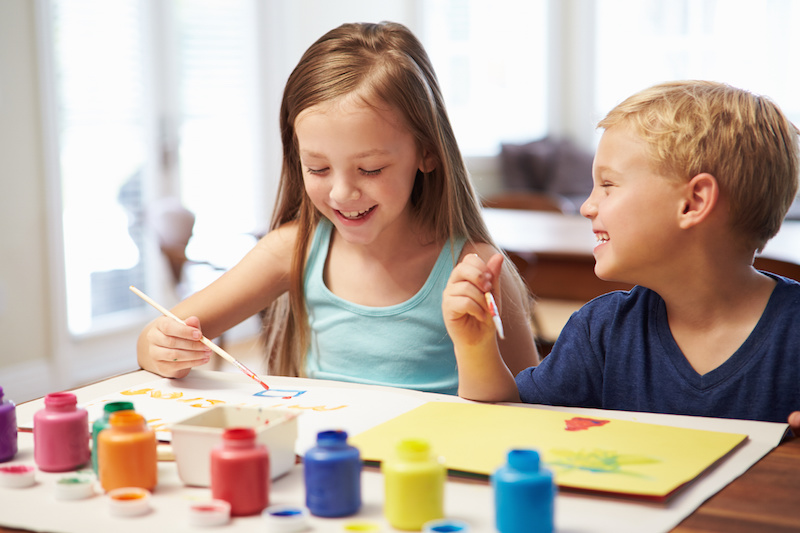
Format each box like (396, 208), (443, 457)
(170, 405), (298, 487)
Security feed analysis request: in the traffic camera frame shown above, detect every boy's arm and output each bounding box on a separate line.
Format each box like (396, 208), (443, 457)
(443, 252), (523, 402)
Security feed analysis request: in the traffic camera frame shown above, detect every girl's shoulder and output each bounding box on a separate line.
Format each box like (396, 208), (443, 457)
(255, 220), (304, 252)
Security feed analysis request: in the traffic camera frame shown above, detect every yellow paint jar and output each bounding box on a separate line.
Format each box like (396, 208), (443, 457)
(382, 438), (445, 531)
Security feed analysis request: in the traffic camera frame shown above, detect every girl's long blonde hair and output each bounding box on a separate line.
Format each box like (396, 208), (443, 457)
(263, 21), (526, 376)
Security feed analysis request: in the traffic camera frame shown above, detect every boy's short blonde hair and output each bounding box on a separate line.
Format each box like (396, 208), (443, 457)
(599, 80), (799, 252)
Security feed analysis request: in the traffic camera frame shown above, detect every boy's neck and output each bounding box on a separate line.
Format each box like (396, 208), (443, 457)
(657, 262), (776, 375)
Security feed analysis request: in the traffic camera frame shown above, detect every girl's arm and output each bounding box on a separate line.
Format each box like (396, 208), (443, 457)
(443, 247), (539, 402)
(137, 222), (300, 378)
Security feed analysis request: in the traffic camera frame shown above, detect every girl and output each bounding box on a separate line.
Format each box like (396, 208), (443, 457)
(137, 21), (537, 394)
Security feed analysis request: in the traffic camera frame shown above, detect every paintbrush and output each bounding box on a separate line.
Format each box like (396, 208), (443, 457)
(484, 291), (505, 340)
(129, 285), (269, 390)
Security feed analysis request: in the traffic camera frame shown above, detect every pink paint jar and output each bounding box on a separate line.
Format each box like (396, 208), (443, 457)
(33, 392), (90, 472)
(211, 427), (269, 516)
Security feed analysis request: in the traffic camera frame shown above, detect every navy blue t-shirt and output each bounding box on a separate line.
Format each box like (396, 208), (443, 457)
(515, 273), (800, 423)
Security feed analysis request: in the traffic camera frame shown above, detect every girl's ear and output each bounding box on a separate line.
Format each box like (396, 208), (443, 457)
(419, 149), (438, 173)
(678, 172), (719, 229)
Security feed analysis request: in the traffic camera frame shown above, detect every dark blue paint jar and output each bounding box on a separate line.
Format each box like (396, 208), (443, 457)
(304, 429), (362, 517)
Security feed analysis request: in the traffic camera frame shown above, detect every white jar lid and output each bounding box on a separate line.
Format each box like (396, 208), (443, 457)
(423, 519), (470, 532)
(341, 520), (384, 532)
(188, 499), (231, 527)
(54, 474), (95, 500)
(262, 504), (311, 532)
(0, 464), (36, 488)
(107, 487), (151, 517)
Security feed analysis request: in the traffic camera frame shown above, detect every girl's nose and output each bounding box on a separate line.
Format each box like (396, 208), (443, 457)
(330, 174), (361, 203)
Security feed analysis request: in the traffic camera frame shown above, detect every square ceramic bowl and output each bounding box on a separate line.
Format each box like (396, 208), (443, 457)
(170, 405), (298, 487)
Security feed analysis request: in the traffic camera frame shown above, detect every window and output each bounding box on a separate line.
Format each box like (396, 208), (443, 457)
(595, 0), (800, 126)
(44, 0), (153, 335)
(421, 0), (549, 155)
(40, 0), (264, 341)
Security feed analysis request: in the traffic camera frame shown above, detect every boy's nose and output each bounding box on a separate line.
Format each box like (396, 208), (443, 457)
(579, 193), (597, 219)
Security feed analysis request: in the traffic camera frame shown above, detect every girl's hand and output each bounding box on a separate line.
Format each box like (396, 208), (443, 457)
(442, 253), (504, 346)
(139, 315), (211, 378)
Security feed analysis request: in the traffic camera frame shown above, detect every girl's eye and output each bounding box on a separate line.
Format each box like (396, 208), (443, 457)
(360, 168), (383, 176)
(305, 167), (328, 176)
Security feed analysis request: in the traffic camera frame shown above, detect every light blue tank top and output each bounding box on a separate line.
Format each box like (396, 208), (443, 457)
(304, 219), (467, 395)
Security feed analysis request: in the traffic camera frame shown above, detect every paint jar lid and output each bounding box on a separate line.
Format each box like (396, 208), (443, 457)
(423, 518), (470, 532)
(341, 520), (384, 532)
(54, 474), (95, 500)
(262, 504), (311, 532)
(188, 499), (231, 527)
(107, 487), (151, 517)
(0, 465), (36, 488)
(44, 392), (78, 409)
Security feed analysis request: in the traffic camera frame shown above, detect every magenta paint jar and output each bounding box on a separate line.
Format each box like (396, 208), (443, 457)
(33, 392), (90, 472)
(0, 386), (17, 462)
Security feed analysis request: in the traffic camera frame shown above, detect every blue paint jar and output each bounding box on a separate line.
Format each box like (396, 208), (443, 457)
(0, 386), (17, 463)
(492, 449), (556, 533)
(304, 429), (361, 517)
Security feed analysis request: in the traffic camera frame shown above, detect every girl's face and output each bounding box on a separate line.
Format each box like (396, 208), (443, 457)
(295, 97), (433, 247)
(580, 124), (686, 284)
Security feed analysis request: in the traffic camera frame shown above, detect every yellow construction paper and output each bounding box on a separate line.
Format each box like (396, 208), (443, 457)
(349, 402), (747, 500)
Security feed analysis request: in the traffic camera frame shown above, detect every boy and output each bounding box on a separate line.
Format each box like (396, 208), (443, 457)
(443, 80), (800, 433)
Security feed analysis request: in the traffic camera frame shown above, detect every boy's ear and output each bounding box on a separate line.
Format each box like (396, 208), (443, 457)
(678, 172), (719, 229)
(419, 149), (438, 173)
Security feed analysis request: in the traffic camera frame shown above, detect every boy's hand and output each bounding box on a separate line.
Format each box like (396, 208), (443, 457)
(442, 253), (504, 345)
(789, 411), (800, 436)
(141, 315), (211, 378)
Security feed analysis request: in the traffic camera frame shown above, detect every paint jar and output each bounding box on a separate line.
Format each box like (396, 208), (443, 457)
(33, 392), (90, 472)
(98, 411), (157, 492)
(91, 401), (134, 475)
(382, 438), (446, 530)
(0, 386), (17, 462)
(492, 449), (555, 533)
(304, 429), (362, 517)
(211, 427), (270, 516)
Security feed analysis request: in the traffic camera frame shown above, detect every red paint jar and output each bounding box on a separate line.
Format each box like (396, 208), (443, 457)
(33, 392), (90, 472)
(211, 427), (269, 516)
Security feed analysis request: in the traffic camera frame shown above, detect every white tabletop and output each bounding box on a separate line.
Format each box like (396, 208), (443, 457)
(5, 370), (788, 533)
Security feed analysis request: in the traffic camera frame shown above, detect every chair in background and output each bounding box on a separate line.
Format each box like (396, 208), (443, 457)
(754, 256), (800, 282)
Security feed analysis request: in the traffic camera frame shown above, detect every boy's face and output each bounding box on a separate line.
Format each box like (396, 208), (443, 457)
(580, 124), (687, 285)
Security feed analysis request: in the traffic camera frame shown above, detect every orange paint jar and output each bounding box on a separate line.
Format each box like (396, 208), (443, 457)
(98, 411), (157, 492)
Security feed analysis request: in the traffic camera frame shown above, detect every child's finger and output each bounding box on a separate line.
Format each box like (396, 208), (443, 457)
(486, 253), (504, 285)
(450, 254), (492, 292)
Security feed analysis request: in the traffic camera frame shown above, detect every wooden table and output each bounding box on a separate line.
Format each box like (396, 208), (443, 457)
(672, 436), (800, 532)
